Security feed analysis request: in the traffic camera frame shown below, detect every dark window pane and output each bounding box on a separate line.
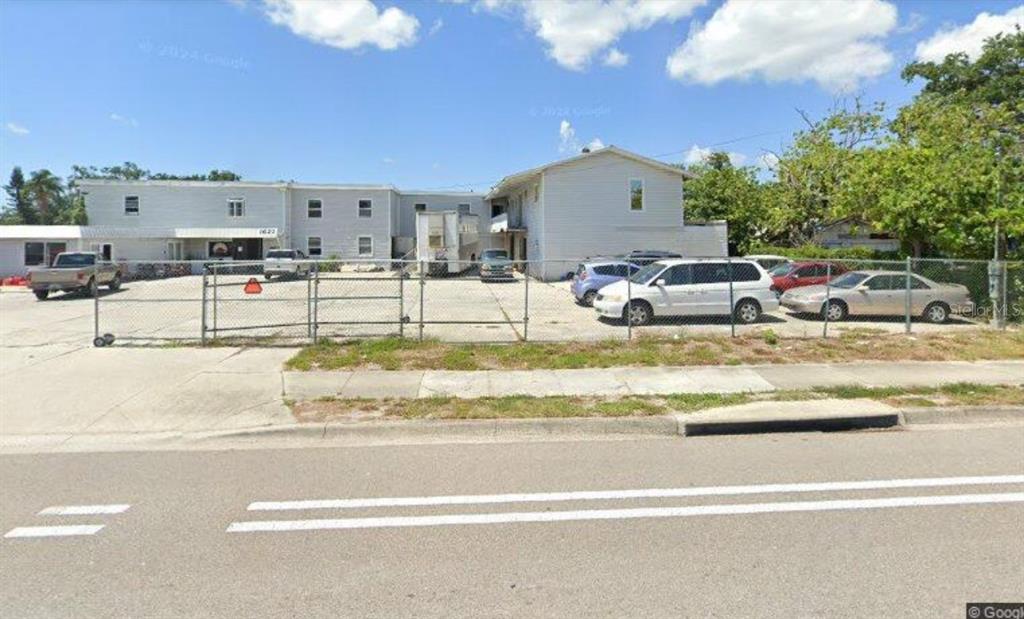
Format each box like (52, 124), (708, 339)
(24, 242), (44, 266)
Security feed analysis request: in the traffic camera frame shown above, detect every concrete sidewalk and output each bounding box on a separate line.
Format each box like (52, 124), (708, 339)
(283, 360), (1024, 400)
(1, 340), (1021, 446)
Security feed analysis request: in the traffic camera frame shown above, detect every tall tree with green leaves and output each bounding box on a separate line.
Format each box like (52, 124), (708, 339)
(24, 169), (64, 224)
(684, 152), (776, 254)
(2, 166), (36, 224)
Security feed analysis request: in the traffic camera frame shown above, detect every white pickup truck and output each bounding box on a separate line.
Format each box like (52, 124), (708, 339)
(263, 249), (312, 280)
(26, 252), (122, 300)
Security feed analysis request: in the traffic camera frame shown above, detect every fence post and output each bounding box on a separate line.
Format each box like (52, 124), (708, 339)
(523, 262), (530, 341)
(822, 262), (832, 338)
(904, 257), (913, 334)
(399, 263), (405, 339)
(728, 258), (736, 338)
(200, 266), (208, 346)
(212, 262), (218, 336)
(626, 273), (632, 341)
(1001, 261), (1009, 329)
(306, 261), (313, 341)
(418, 260), (425, 342)
(93, 263), (100, 344)
(312, 261), (320, 344)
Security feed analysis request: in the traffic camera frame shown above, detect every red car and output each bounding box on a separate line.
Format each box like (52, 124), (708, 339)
(770, 261), (847, 295)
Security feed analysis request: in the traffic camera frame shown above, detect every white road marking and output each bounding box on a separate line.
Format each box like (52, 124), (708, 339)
(228, 492), (1024, 533)
(38, 504), (131, 516)
(247, 474), (1024, 512)
(4, 525), (105, 538)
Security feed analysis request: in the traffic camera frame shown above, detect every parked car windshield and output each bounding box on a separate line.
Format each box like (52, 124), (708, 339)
(629, 262), (665, 285)
(54, 254), (96, 267)
(829, 272), (870, 289)
(481, 250), (508, 260)
(266, 250), (296, 259)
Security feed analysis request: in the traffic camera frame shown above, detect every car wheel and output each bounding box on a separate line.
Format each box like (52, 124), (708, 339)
(264, 274), (273, 281)
(582, 290), (597, 307)
(924, 302), (950, 324)
(34, 290), (48, 301)
(734, 299), (762, 324)
(623, 300), (653, 326)
(821, 299), (848, 322)
(108, 273), (122, 291)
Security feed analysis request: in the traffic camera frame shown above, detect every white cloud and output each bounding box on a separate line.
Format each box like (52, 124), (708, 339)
(914, 6), (1023, 62)
(382, 156), (395, 164)
(262, 0), (419, 51)
(479, 0), (704, 70)
(110, 113), (139, 127)
(558, 119), (603, 154)
(684, 144), (746, 167)
(666, 0), (898, 93)
(5, 122), (29, 135)
(429, 18), (444, 36)
(603, 47), (629, 67)
(757, 153), (780, 170)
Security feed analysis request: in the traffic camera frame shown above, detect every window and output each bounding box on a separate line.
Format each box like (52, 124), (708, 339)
(662, 265), (691, 286)
(228, 198), (244, 218)
(307, 199), (322, 219)
(124, 195), (139, 215)
(89, 243), (113, 261)
(692, 263), (730, 284)
(629, 179), (644, 211)
(358, 199), (372, 218)
(731, 263), (761, 282)
(428, 234), (443, 249)
(866, 275), (899, 290)
(414, 203), (426, 212)
(24, 242), (44, 266)
(457, 203), (471, 214)
(307, 237), (322, 256)
(910, 276), (931, 290)
(593, 265), (617, 276)
(358, 236), (373, 257)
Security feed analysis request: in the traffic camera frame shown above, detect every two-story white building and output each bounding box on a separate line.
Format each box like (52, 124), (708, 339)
(0, 146), (725, 280)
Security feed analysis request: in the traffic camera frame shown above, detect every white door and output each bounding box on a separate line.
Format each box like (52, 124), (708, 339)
(656, 264), (700, 316)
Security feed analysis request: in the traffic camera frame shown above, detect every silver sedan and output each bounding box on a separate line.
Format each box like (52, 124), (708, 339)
(780, 270), (975, 323)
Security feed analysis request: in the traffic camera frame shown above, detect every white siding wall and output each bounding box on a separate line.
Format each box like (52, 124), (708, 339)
(80, 182), (286, 230)
(0, 238), (84, 277)
(539, 151), (684, 279)
(288, 188), (394, 260)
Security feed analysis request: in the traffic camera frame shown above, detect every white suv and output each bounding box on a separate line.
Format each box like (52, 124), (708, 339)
(592, 259), (779, 326)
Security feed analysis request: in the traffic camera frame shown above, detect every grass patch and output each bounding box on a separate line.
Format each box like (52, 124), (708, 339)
(289, 383), (1024, 423)
(286, 330), (1024, 372)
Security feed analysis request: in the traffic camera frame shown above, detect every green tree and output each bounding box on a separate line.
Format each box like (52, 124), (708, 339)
(684, 153), (774, 254)
(24, 169), (64, 224)
(771, 99), (888, 244)
(2, 166), (36, 224)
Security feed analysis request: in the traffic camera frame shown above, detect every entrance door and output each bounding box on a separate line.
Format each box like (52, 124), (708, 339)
(232, 238), (263, 260)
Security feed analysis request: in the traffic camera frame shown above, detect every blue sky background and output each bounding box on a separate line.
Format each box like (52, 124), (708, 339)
(0, 0), (1019, 192)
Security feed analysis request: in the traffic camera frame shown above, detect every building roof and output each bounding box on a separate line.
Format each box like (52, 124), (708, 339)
(485, 145), (692, 200)
(74, 179), (485, 197)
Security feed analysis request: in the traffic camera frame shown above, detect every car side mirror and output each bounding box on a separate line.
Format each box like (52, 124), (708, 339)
(655, 279), (666, 287)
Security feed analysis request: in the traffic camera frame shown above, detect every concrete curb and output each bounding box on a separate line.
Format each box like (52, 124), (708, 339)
(899, 405), (1024, 425)
(3, 405), (1021, 454)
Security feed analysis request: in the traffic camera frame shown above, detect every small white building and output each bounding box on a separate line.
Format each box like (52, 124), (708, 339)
(0, 146), (726, 279)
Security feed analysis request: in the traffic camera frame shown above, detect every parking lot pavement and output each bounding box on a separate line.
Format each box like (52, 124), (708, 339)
(1, 270), (995, 348)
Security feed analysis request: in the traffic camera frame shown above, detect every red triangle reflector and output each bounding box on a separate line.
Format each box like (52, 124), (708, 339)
(243, 278), (263, 294)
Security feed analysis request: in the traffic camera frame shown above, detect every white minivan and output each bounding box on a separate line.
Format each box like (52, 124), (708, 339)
(592, 259), (779, 325)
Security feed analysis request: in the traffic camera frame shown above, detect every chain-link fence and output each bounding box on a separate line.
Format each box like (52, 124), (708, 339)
(76, 256), (1021, 347)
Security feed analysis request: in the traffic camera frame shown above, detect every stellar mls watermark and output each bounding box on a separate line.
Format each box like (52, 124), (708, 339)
(529, 105), (611, 118)
(967, 603), (1024, 619)
(138, 40), (250, 71)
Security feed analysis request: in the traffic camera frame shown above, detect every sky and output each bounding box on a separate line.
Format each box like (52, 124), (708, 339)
(1, 0), (1021, 193)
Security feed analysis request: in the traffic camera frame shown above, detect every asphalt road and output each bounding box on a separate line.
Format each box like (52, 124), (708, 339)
(1, 427), (1022, 618)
